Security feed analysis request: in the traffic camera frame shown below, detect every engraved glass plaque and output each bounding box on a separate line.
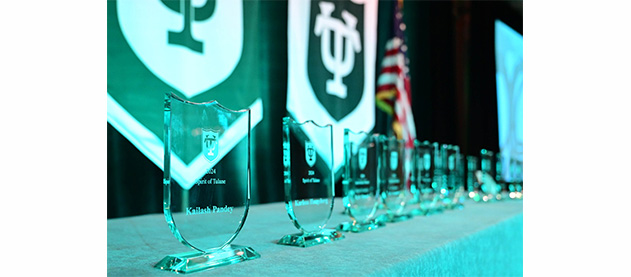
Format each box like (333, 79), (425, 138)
(508, 156), (524, 199)
(431, 142), (447, 211)
(479, 149), (502, 201)
(337, 130), (385, 232)
(156, 93), (260, 273)
(495, 152), (506, 198)
(413, 140), (441, 215)
(456, 153), (467, 204)
(466, 155), (482, 202)
(379, 136), (414, 222)
(278, 117), (344, 247)
(441, 145), (465, 209)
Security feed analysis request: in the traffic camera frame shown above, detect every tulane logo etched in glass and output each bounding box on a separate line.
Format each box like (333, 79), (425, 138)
(278, 117), (344, 247)
(338, 130), (385, 232)
(305, 141), (317, 167)
(202, 128), (219, 163)
(155, 93), (259, 273)
(358, 147), (368, 170)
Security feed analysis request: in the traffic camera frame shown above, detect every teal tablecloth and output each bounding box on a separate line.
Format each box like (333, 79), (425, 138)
(107, 199), (523, 276)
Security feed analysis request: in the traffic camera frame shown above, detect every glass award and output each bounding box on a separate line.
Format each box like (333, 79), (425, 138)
(507, 157), (524, 199)
(440, 145), (465, 209)
(466, 155), (483, 202)
(337, 130), (385, 232)
(379, 136), (414, 222)
(156, 93), (260, 273)
(431, 142), (446, 212)
(412, 140), (441, 215)
(278, 117), (344, 247)
(495, 152), (507, 199)
(456, 153), (467, 203)
(479, 149), (502, 201)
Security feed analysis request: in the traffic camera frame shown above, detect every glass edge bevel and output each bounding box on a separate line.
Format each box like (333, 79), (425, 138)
(326, 123), (334, 229)
(282, 116), (333, 129)
(167, 91), (251, 114)
(345, 129), (371, 137)
(219, 108), (252, 250)
(163, 92), (201, 252)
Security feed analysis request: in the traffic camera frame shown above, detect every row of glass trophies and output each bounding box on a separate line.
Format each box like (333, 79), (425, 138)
(156, 94), (523, 273)
(279, 118), (524, 246)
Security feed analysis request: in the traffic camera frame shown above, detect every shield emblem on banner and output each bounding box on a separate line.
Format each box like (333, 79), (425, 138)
(390, 151), (398, 171)
(202, 129), (220, 163)
(308, 0), (364, 121)
(358, 147), (367, 171)
(108, 0), (264, 191)
(287, 0), (377, 175)
(117, 0), (243, 98)
(305, 141), (316, 167)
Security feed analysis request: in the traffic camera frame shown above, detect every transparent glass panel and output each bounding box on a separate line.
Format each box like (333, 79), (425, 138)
(413, 140), (441, 214)
(441, 145), (465, 209)
(380, 136), (414, 222)
(466, 155), (481, 201)
(508, 157), (523, 199)
(480, 149), (502, 201)
(279, 117), (342, 246)
(340, 130), (384, 231)
(159, 93), (259, 272)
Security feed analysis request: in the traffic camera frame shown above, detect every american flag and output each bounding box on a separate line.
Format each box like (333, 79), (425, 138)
(375, 0), (416, 148)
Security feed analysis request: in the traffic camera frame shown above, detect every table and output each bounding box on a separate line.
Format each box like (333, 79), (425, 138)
(107, 199), (523, 276)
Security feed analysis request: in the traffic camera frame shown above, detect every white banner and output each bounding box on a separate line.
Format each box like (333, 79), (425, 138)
(495, 20), (523, 181)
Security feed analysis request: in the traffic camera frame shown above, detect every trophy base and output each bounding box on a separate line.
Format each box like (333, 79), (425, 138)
(410, 208), (428, 216)
(377, 213), (413, 223)
(445, 202), (465, 210)
(154, 244), (260, 274)
(416, 205), (444, 216)
(337, 219), (385, 233)
(278, 229), (344, 247)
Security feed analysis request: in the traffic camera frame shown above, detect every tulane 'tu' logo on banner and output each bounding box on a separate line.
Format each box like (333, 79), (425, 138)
(117, 0), (243, 98)
(309, 1), (364, 120)
(287, 0), (377, 175)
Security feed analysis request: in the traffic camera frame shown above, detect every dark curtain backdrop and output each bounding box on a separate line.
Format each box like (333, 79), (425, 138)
(107, 0), (522, 219)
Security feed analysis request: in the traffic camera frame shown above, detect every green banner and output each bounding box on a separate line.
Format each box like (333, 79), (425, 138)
(107, 0), (265, 185)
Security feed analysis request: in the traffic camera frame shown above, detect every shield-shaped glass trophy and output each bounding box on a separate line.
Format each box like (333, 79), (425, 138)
(479, 149), (502, 201)
(337, 130), (386, 232)
(432, 142), (446, 212)
(441, 145), (465, 209)
(456, 153), (467, 203)
(508, 157), (524, 199)
(466, 155), (482, 201)
(379, 136), (414, 222)
(495, 152), (507, 199)
(278, 117), (344, 247)
(156, 93), (260, 273)
(412, 140), (441, 215)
